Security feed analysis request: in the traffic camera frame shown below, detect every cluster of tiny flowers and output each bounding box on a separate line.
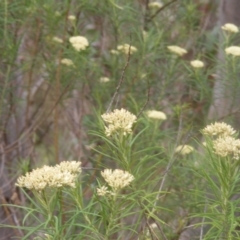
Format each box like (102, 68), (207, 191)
(148, 1), (163, 9)
(97, 186), (109, 196)
(55, 11), (61, 17)
(117, 44), (137, 55)
(68, 15), (76, 21)
(167, 46), (187, 56)
(99, 77), (110, 83)
(190, 60), (204, 68)
(202, 122), (236, 137)
(110, 49), (119, 55)
(146, 110), (167, 120)
(175, 145), (194, 155)
(202, 122), (240, 159)
(225, 46), (240, 56)
(61, 58), (74, 66)
(16, 161), (81, 191)
(69, 36), (89, 51)
(52, 37), (63, 44)
(101, 108), (137, 136)
(56, 161), (81, 174)
(221, 23), (239, 33)
(213, 136), (240, 159)
(101, 169), (134, 191)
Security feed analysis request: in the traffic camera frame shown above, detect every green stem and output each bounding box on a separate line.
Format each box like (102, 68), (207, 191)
(0, 65), (11, 120)
(4, 0), (8, 40)
(74, 186), (91, 224)
(105, 193), (118, 239)
(219, 159), (232, 239)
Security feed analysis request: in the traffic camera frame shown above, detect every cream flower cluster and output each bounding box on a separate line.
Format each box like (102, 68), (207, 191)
(202, 122), (240, 159)
(148, 1), (163, 9)
(167, 46), (187, 56)
(52, 37), (63, 44)
(97, 186), (109, 196)
(190, 60), (204, 68)
(221, 23), (239, 33)
(225, 46), (240, 56)
(212, 136), (240, 159)
(61, 58), (74, 66)
(68, 15), (76, 21)
(101, 108), (137, 136)
(99, 77), (110, 83)
(146, 110), (167, 120)
(110, 49), (119, 55)
(175, 145), (194, 155)
(56, 161), (81, 174)
(202, 122), (236, 137)
(117, 44), (137, 55)
(16, 161), (81, 191)
(101, 169), (134, 191)
(69, 36), (89, 51)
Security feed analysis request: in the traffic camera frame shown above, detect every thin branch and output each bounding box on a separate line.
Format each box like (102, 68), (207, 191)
(25, 18), (42, 127)
(137, 78), (150, 118)
(0, 188), (24, 238)
(156, 221), (168, 240)
(154, 112), (183, 206)
(143, 0), (150, 31)
(106, 41), (132, 113)
(143, 113), (190, 240)
(146, 221), (158, 240)
(2, 82), (72, 157)
(54, 2), (71, 165)
(148, 0), (178, 22)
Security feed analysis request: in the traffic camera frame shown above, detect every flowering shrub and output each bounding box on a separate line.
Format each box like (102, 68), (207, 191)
(190, 60), (204, 68)
(69, 36), (89, 51)
(116, 44), (137, 55)
(16, 161), (81, 190)
(221, 23), (239, 33)
(145, 110), (167, 120)
(2, 1), (240, 239)
(101, 108), (137, 136)
(167, 45), (187, 56)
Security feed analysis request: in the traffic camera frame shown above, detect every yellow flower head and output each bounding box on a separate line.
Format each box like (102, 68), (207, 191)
(225, 46), (240, 56)
(52, 36), (63, 43)
(175, 145), (194, 155)
(213, 136), (240, 159)
(101, 169), (134, 191)
(190, 60), (204, 68)
(16, 161), (81, 191)
(221, 23), (239, 33)
(61, 58), (74, 66)
(146, 110), (167, 120)
(97, 186), (109, 196)
(117, 44), (137, 55)
(99, 77), (110, 83)
(148, 1), (163, 9)
(167, 45), (187, 56)
(102, 108), (137, 136)
(202, 122), (236, 137)
(110, 49), (119, 55)
(69, 36), (89, 51)
(68, 15), (76, 21)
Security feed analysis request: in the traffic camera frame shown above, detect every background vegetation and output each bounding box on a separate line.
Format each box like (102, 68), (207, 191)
(1, 0), (240, 239)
